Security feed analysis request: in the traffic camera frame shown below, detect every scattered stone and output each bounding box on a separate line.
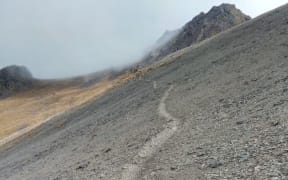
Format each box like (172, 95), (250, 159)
(170, 166), (177, 171)
(219, 112), (229, 119)
(104, 148), (112, 153)
(273, 100), (286, 107)
(282, 88), (288, 93)
(184, 76), (192, 82)
(99, 173), (105, 179)
(280, 163), (288, 176)
(244, 81), (249, 85)
(254, 166), (263, 173)
(271, 121), (280, 126)
(238, 152), (250, 162)
(76, 163), (89, 170)
(186, 151), (194, 156)
(127, 143), (135, 148)
(222, 103), (232, 108)
(219, 98), (225, 103)
(196, 152), (206, 157)
(236, 121), (245, 125)
(207, 159), (223, 168)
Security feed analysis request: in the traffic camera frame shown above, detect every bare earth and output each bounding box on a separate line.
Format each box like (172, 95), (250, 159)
(1, 4), (288, 180)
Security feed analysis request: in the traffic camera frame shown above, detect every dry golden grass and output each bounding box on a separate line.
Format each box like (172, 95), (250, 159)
(0, 56), (179, 145)
(0, 80), (115, 142)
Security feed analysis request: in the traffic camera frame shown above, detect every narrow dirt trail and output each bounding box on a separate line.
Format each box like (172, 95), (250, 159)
(121, 85), (180, 180)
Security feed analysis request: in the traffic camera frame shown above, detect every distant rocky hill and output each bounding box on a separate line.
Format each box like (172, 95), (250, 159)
(0, 65), (34, 97)
(0, 65), (124, 97)
(143, 3), (251, 63)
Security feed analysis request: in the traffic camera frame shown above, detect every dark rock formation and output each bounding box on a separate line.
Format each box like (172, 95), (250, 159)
(143, 3), (251, 63)
(0, 65), (34, 97)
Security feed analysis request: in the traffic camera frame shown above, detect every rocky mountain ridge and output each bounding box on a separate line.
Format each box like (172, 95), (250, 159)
(143, 3), (251, 63)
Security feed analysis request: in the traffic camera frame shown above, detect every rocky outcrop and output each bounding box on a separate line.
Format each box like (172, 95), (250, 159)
(0, 65), (34, 97)
(143, 3), (251, 63)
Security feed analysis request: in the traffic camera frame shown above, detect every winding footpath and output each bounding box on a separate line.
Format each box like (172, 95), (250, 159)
(121, 85), (180, 180)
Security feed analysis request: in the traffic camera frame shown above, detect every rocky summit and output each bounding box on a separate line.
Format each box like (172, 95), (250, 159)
(0, 65), (34, 96)
(143, 3), (251, 63)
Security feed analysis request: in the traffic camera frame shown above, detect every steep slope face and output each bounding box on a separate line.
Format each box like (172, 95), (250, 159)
(144, 3), (250, 63)
(1, 3), (288, 180)
(0, 65), (34, 97)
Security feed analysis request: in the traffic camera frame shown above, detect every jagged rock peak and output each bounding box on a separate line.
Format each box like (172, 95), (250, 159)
(142, 3), (251, 63)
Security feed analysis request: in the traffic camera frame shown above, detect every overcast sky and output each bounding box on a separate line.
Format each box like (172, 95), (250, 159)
(0, 0), (287, 78)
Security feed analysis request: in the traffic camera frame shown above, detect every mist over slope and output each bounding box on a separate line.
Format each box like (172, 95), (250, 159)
(0, 4), (250, 97)
(143, 3), (250, 63)
(153, 29), (181, 49)
(0, 64), (124, 98)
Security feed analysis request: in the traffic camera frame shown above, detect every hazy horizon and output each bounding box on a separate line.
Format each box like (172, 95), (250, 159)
(0, 0), (287, 78)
